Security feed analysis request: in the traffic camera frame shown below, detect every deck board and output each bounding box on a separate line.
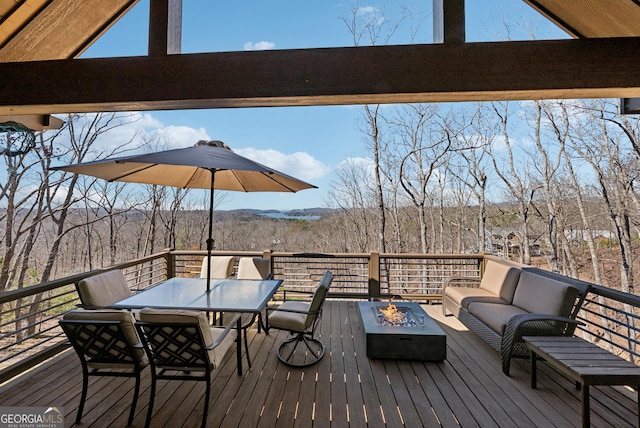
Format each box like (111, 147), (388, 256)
(0, 301), (637, 427)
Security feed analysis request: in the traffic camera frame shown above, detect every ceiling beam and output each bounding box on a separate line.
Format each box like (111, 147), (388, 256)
(1, 37), (640, 115)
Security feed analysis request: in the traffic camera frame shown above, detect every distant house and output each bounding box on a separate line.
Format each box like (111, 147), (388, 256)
(489, 230), (541, 258)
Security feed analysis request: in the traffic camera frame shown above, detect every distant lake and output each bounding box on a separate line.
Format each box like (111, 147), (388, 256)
(259, 212), (321, 220)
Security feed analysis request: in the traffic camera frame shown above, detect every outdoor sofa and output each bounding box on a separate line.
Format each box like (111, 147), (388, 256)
(442, 257), (591, 375)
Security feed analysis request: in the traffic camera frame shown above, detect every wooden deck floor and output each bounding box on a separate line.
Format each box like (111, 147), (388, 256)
(1, 301), (637, 427)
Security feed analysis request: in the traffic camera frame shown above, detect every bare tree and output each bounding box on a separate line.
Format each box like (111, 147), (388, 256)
(327, 158), (376, 252)
(341, 3), (422, 253)
(574, 101), (637, 296)
(389, 103), (452, 253)
(489, 101), (537, 264)
(447, 104), (494, 253)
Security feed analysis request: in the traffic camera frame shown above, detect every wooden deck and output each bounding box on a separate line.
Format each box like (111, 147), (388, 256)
(1, 301), (637, 427)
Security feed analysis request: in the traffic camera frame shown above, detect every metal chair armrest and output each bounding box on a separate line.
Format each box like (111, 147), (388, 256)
(208, 314), (242, 350)
(266, 306), (318, 316)
(282, 289), (314, 301)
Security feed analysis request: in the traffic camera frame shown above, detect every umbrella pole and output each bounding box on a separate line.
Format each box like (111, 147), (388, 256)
(206, 169), (215, 292)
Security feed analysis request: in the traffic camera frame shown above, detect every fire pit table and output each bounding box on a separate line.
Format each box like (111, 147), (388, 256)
(358, 301), (446, 361)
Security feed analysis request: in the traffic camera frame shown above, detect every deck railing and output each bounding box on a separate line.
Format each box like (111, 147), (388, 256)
(0, 249), (639, 383)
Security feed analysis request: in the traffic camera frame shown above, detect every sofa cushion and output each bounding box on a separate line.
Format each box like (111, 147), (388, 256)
(446, 286), (510, 309)
(511, 271), (578, 316)
(467, 302), (529, 335)
(479, 261), (521, 303)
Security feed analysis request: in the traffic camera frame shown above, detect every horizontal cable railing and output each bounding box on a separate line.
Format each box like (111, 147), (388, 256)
(381, 255), (482, 300)
(3, 249), (640, 383)
(576, 284), (640, 365)
(0, 252), (169, 383)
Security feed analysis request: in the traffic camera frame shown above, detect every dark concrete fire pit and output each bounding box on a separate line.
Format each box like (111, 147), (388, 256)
(358, 301), (446, 361)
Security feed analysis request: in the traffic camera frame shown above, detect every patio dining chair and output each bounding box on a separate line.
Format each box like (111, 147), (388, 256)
(135, 308), (243, 428)
(199, 255), (234, 279)
(59, 309), (148, 426)
(266, 271), (333, 367)
(235, 257), (273, 365)
(199, 256), (234, 324)
(237, 257), (272, 280)
(76, 269), (132, 309)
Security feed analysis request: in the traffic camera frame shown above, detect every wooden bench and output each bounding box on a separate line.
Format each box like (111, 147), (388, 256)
(524, 336), (640, 428)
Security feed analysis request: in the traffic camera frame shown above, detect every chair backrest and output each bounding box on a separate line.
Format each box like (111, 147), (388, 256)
(237, 257), (271, 280)
(76, 270), (132, 308)
(60, 309), (148, 368)
(200, 256), (234, 279)
(304, 271), (333, 329)
(137, 308), (220, 370)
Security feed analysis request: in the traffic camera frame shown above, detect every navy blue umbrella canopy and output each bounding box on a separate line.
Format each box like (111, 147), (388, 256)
(53, 140), (317, 290)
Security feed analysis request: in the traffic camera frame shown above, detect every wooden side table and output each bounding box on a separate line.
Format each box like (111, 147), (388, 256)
(524, 336), (640, 428)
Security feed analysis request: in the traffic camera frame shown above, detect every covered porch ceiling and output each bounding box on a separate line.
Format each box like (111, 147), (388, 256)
(0, 0), (639, 115)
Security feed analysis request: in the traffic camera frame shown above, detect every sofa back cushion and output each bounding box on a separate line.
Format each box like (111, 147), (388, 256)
(479, 260), (521, 303)
(512, 271), (578, 316)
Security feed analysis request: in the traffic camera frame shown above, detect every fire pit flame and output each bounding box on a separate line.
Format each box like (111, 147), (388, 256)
(379, 303), (406, 325)
(375, 303), (419, 327)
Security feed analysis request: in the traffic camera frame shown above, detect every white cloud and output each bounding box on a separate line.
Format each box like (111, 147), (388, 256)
(334, 157), (376, 187)
(149, 125), (210, 149)
(337, 156), (374, 172)
(356, 6), (378, 16)
(73, 112), (210, 158)
(243, 41), (276, 51)
(137, 112), (163, 128)
(235, 147), (330, 182)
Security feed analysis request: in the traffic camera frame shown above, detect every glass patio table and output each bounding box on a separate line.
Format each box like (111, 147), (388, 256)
(109, 277), (282, 374)
(109, 277), (282, 313)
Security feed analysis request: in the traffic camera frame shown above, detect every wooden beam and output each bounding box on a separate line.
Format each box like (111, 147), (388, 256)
(620, 98), (640, 114)
(1, 37), (640, 115)
(433, 0), (465, 43)
(148, 0), (182, 56)
(0, 0), (140, 62)
(524, 0), (640, 38)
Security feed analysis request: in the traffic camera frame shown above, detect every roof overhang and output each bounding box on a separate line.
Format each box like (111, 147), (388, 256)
(525, 0), (640, 38)
(1, 1), (640, 115)
(0, 0), (139, 62)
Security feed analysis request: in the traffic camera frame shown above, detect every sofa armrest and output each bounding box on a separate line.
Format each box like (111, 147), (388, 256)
(441, 276), (481, 316)
(501, 313), (585, 375)
(442, 276), (480, 291)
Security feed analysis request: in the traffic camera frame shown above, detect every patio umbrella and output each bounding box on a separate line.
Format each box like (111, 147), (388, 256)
(52, 140), (317, 291)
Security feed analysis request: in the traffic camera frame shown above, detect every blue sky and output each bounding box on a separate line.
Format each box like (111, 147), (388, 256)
(79, 1), (567, 211)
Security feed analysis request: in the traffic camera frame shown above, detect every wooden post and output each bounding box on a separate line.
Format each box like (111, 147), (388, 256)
(149, 0), (182, 56)
(262, 249), (273, 277)
(165, 249), (176, 279)
(620, 98), (640, 114)
(369, 252), (381, 299)
(433, 0), (465, 44)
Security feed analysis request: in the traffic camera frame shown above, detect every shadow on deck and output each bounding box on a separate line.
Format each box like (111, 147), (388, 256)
(0, 301), (636, 427)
